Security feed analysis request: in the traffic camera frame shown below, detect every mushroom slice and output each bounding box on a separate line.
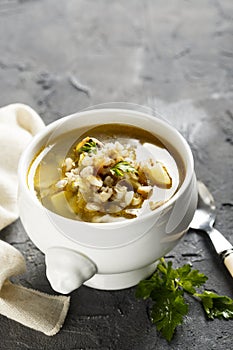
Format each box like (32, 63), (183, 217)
(86, 202), (101, 211)
(98, 187), (113, 202)
(106, 203), (122, 213)
(55, 179), (68, 189)
(86, 175), (103, 187)
(149, 200), (165, 210)
(145, 162), (172, 188)
(92, 214), (123, 223)
(137, 185), (153, 198)
(131, 195), (143, 206)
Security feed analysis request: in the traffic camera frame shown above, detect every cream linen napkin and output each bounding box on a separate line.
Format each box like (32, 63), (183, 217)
(0, 103), (70, 335)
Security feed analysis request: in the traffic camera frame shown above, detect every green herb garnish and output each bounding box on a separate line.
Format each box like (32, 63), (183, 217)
(110, 161), (138, 177)
(136, 258), (233, 342)
(78, 140), (97, 154)
(196, 291), (233, 319)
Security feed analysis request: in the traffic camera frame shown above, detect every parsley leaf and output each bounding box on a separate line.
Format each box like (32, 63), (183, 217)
(136, 259), (189, 341)
(135, 258), (233, 342)
(151, 287), (188, 342)
(195, 291), (233, 320)
(175, 264), (208, 294)
(135, 278), (158, 300)
(110, 161), (138, 177)
(78, 139), (97, 154)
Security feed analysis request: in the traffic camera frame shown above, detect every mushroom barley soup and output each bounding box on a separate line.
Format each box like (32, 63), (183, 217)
(33, 124), (184, 223)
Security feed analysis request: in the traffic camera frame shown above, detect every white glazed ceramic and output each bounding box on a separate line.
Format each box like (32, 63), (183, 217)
(18, 108), (197, 294)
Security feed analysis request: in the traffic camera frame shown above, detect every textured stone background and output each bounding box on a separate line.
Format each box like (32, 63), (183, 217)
(0, 0), (233, 349)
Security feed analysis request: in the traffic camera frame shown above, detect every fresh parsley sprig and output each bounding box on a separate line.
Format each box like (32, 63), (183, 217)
(136, 258), (233, 341)
(110, 161), (138, 177)
(78, 139), (98, 154)
(195, 291), (233, 319)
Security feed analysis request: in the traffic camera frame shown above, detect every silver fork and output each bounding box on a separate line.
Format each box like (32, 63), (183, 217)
(190, 181), (233, 278)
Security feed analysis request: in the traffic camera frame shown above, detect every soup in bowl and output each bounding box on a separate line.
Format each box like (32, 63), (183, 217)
(18, 108), (197, 294)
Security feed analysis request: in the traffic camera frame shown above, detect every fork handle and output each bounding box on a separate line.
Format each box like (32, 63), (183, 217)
(207, 227), (233, 278)
(220, 249), (233, 278)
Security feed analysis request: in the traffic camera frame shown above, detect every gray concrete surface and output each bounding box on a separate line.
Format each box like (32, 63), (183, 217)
(0, 0), (233, 349)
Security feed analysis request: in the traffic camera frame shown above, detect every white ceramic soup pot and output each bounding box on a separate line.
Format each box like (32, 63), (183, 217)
(18, 108), (197, 294)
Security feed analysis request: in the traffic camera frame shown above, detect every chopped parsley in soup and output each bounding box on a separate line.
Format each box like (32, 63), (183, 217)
(33, 124), (184, 222)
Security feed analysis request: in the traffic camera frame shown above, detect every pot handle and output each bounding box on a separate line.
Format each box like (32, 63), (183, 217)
(45, 247), (97, 294)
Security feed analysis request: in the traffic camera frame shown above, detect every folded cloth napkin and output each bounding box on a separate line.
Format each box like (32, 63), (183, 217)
(0, 103), (70, 335)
